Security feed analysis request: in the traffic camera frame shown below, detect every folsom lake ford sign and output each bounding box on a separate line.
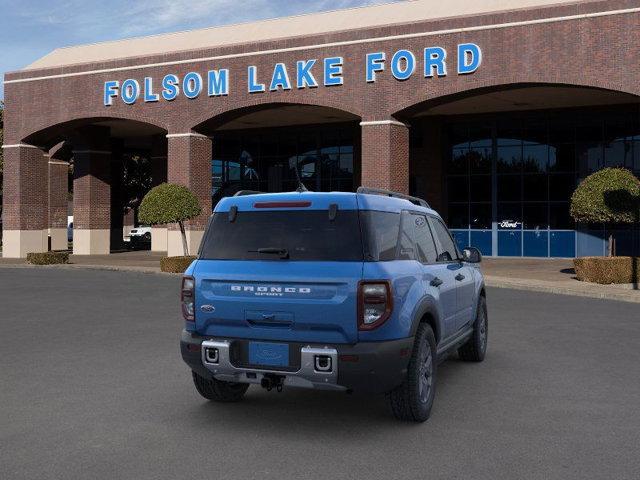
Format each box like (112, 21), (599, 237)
(103, 43), (482, 106)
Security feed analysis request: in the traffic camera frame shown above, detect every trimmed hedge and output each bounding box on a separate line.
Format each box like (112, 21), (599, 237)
(574, 256), (640, 284)
(27, 251), (69, 265)
(160, 256), (196, 273)
(570, 168), (640, 224)
(139, 183), (202, 226)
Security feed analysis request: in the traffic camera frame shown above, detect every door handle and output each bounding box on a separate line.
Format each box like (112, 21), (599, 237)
(455, 273), (465, 281)
(430, 277), (443, 287)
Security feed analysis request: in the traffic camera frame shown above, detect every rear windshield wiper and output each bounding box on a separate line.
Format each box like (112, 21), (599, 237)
(248, 247), (290, 259)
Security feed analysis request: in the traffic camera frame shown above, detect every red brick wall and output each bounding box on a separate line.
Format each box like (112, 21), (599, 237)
(167, 135), (212, 230)
(361, 123), (410, 193)
(2, 146), (48, 230)
(5, 0), (639, 146)
(48, 161), (68, 229)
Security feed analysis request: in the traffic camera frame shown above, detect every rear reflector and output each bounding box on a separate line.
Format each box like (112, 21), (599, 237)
(253, 201), (311, 208)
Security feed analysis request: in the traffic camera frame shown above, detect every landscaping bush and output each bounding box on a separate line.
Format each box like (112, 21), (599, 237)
(570, 168), (640, 256)
(139, 183), (202, 256)
(27, 251), (69, 265)
(160, 256), (196, 273)
(574, 256), (640, 284)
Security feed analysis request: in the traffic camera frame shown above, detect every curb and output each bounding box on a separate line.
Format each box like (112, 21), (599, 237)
(0, 263), (176, 276)
(485, 276), (640, 304)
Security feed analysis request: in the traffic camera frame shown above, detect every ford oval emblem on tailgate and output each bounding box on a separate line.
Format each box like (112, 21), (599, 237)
(200, 304), (215, 313)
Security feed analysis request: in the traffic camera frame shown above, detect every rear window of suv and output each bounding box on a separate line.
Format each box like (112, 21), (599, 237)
(200, 210), (364, 261)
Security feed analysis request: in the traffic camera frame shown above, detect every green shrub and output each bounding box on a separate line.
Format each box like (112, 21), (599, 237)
(570, 168), (640, 224)
(574, 256), (640, 284)
(160, 256), (196, 273)
(27, 251), (70, 265)
(139, 183), (202, 255)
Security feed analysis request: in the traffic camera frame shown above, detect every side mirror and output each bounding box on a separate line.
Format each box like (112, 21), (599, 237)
(462, 247), (482, 263)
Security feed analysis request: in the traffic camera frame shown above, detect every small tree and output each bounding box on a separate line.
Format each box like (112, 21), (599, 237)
(138, 183), (202, 256)
(570, 168), (640, 256)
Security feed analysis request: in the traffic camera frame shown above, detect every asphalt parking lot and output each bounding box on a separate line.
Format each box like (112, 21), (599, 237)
(1, 268), (639, 480)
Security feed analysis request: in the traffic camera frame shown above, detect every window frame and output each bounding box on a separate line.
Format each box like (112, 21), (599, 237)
(427, 215), (462, 264)
(408, 211), (439, 265)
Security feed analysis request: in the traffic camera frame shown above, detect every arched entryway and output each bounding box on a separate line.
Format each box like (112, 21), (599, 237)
(3, 117), (167, 257)
(193, 103), (361, 208)
(398, 84), (640, 258)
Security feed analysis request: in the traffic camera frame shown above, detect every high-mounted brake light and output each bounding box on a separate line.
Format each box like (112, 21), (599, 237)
(253, 201), (311, 208)
(181, 276), (195, 322)
(358, 281), (393, 330)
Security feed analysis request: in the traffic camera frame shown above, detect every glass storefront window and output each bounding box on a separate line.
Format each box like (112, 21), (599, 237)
(470, 147), (492, 173)
(497, 145), (522, 173)
(470, 175), (492, 202)
(604, 140), (632, 168)
(497, 175), (521, 201)
(523, 175), (547, 202)
(447, 176), (469, 203)
(211, 124), (357, 207)
(523, 204), (548, 229)
(448, 204), (469, 229)
(470, 203), (492, 229)
(523, 144), (548, 173)
(497, 203), (522, 229)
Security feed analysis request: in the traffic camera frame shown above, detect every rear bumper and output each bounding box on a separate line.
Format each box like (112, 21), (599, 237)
(180, 330), (413, 394)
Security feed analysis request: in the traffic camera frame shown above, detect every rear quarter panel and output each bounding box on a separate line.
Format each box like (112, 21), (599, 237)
(359, 260), (425, 342)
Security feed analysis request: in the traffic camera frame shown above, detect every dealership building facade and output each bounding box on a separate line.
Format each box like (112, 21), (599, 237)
(3, 0), (640, 258)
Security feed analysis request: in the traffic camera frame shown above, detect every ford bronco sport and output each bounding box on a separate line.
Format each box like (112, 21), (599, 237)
(180, 187), (487, 422)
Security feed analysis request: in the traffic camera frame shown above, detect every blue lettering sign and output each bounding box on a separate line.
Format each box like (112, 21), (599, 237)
(458, 43), (482, 74)
(324, 57), (343, 86)
(121, 79), (140, 104)
(144, 77), (159, 102)
(390, 50), (415, 81)
(296, 59), (318, 89)
(270, 63), (292, 91)
(424, 47), (447, 77)
(208, 69), (229, 96)
(183, 72), (203, 99)
(104, 80), (119, 106)
(366, 52), (385, 83)
(161, 74), (179, 101)
(248, 66), (265, 93)
(101, 45), (483, 105)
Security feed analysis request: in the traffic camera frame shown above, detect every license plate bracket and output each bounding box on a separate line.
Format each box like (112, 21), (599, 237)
(248, 342), (289, 367)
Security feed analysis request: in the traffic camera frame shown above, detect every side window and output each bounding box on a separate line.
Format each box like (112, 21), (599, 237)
(413, 214), (438, 264)
(429, 217), (459, 262)
(397, 211), (416, 260)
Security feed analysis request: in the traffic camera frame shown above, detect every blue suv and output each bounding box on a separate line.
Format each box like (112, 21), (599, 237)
(180, 187), (487, 422)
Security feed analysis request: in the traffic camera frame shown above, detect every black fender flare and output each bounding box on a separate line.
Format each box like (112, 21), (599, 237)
(409, 295), (442, 344)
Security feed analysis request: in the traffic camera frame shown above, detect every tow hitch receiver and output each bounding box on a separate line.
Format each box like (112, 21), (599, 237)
(261, 374), (286, 392)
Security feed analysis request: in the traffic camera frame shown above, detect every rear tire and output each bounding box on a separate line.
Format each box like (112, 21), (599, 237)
(458, 295), (488, 362)
(386, 323), (437, 422)
(192, 371), (249, 402)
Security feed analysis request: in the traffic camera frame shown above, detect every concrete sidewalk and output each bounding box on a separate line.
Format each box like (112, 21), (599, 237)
(481, 258), (640, 303)
(1, 251), (639, 303)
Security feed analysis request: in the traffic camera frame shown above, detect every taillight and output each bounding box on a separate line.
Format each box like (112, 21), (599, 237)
(181, 276), (195, 322)
(358, 281), (393, 330)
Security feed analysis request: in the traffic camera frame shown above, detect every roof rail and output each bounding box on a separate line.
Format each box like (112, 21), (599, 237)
(356, 187), (430, 208)
(233, 190), (264, 197)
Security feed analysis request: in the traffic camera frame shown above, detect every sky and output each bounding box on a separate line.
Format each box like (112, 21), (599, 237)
(0, 0), (402, 100)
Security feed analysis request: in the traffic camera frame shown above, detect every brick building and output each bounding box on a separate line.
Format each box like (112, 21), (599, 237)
(2, 0), (640, 258)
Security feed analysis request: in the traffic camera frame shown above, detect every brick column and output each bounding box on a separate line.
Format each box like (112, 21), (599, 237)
(150, 134), (168, 252)
(360, 120), (410, 194)
(166, 132), (212, 256)
(1, 144), (49, 258)
(48, 159), (69, 251)
(72, 127), (112, 255)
